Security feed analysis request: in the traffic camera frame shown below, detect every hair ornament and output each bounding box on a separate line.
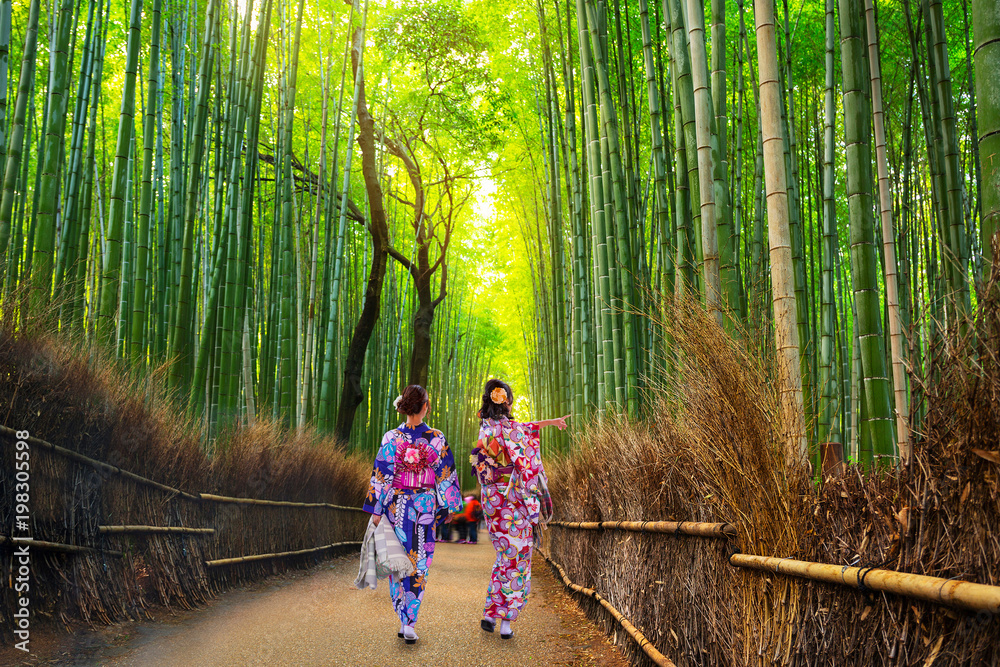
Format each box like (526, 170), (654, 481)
(490, 387), (508, 404)
(393, 395), (403, 410)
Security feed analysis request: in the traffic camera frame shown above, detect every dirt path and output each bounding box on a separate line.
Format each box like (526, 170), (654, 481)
(25, 541), (628, 666)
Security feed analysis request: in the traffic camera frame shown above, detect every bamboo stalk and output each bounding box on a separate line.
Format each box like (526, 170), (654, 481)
(542, 549), (676, 667)
(0, 536), (123, 557)
(730, 554), (1000, 613)
(753, 0), (807, 463)
(29, 0), (75, 318)
(205, 541), (362, 568)
(838, 0), (895, 464)
(685, 0), (722, 325)
(548, 519), (736, 538)
(863, 0), (909, 459)
(0, 0), (40, 270)
(98, 525), (215, 535)
(974, 0), (1000, 274)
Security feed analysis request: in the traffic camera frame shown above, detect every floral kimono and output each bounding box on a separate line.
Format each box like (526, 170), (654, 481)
(362, 422), (463, 626)
(470, 417), (544, 622)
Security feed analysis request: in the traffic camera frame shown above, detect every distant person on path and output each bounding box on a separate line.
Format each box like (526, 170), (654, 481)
(452, 505), (469, 543)
(461, 493), (483, 544)
(362, 384), (464, 645)
(436, 512), (453, 542)
(471, 379), (568, 639)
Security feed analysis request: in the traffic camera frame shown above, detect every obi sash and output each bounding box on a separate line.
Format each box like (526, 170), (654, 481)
(393, 468), (435, 489)
(494, 464), (515, 486)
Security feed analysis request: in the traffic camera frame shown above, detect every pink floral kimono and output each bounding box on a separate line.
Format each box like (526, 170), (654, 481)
(470, 417), (544, 622)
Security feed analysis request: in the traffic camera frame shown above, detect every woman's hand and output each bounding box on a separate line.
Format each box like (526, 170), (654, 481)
(540, 415), (571, 430)
(372, 514), (381, 526)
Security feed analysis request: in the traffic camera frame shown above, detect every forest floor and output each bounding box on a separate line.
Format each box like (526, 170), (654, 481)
(3, 541), (629, 666)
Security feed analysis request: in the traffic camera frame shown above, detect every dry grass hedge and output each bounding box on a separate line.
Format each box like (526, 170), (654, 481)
(0, 326), (369, 636)
(545, 282), (1000, 666)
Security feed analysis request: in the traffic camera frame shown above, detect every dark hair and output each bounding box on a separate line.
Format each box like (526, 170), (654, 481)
(397, 385), (429, 416)
(479, 378), (513, 421)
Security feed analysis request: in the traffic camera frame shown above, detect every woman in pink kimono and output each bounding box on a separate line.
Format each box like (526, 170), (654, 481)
(470, 378), (568, 639)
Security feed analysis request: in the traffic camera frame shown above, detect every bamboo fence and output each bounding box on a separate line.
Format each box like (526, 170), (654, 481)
(0, 425), (368, 634)
(542, 548), (676, 667)
(548, 522), (1000, 614)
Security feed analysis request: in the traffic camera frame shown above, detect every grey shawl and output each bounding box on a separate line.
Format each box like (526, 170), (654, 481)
(354, 516), (415, 590)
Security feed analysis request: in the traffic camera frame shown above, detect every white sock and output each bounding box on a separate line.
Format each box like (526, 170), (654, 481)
(403, 625), (418, 640)
(500, 620), (512, 635)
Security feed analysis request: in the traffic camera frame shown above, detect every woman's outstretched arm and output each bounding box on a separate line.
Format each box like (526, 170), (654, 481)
(533, 415), (571, 430)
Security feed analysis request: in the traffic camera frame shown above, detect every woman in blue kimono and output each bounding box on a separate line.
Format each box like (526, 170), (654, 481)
(362, 384), (464, 644)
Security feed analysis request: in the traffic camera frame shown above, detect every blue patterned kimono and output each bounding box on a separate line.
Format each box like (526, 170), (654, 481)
(362, 422), (464, 626)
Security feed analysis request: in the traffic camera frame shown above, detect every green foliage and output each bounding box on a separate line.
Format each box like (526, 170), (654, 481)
(1, 0), (996, 461)
(375, 0), (502, 151)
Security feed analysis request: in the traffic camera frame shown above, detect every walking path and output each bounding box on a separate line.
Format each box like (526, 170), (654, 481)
(38, 541), (627, 666)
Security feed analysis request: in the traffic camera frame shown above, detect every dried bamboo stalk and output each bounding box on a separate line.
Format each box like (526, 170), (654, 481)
(549, 519), (737, 538)
(730, 554), (1000, 613)
(98, 525), (215, 535)
(204, 541), (362, 567)
(542, 549), (676, 667)
(0, 535), (123, 557)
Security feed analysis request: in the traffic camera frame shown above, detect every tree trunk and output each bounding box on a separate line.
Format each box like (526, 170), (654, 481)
(409, 300), (435, 388)
(336, 24), (389, 443)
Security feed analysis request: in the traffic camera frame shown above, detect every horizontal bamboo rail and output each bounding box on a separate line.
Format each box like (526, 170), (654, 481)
(0, 425), (201, 501)
(731, 554), (1000, 614)
(541, 548), (676, 667)
(199, 493), (365, 512)
(99, 525), (215, 535)
(205, 541), (363, 568)
(554, 516), (1000, 614)
(1, 425), (365, 513)
(549, 519), (737, 539)
(0, 535), (123, 558)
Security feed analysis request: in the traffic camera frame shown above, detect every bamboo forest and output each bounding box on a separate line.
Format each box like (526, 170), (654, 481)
(2, 0), (1000, 662)
(3, 0), (997, 465)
